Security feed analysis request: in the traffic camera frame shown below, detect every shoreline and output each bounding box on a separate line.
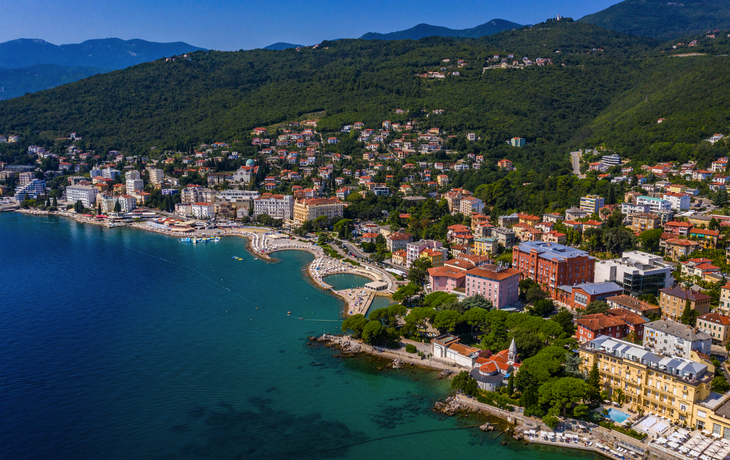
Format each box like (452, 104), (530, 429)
(316, 333), (645, 460)
(13, 209), (392, 316)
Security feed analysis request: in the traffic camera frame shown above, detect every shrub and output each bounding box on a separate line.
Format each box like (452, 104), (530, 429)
(405, 344), (417, 353)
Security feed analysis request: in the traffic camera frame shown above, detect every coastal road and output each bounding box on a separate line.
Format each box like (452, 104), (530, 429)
(570, 150), (585, 178)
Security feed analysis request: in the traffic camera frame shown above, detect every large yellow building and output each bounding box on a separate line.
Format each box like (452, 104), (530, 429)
(580, 336), (712, 427)
(293, 197), (344, 226)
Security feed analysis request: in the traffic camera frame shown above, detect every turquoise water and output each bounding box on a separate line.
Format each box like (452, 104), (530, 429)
(0, 213), (602, 460)
(607, 408), (631, 424)
(324, 273), (373, 290)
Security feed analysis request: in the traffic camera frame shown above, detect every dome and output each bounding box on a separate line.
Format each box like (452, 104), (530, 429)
(246, 159), (255, 166)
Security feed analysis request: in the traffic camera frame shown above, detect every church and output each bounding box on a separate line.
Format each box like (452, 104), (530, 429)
(469, 338), (521, 392)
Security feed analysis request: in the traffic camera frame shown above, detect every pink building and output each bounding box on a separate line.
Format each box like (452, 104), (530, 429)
(427, 266), (467, 292)
(464, 265), (521, 309)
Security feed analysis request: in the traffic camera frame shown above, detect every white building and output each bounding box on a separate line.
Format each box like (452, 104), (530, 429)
(102, 168), (120, 180)
(217, 190), (260, 202)
(147, 168), (164, 185)
(14, 179), (46, 202)
(663, 192), (691, 211)
(66, 185), (98, 208)
(117, 195), (136, 213)
(620, 202), (650, 216)
(253, 194), (294, 220)
(594, 250), (674, 297)
(601, 153), (621, 166)
(126, 170), (141, 180)
(460, 196), (484, 215)
(126, 179), (144, 193)
(406, 240), (442, 267)
(191, 202), (215, 219)
(643, 319), (711, 359)
(636, 196), (672, 213)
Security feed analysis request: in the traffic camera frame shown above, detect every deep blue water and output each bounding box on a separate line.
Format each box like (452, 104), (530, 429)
(0, 213), (602, 460)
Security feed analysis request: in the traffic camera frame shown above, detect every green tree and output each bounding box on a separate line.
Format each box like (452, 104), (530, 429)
(539, 377), (589, 417)
(529, 298), (555, 317)
(507, 372), (515, 397)
(408, 258), (432, 285)
(114, 200), (122, 213)
(680, 299), (698, 326)
(551, 310), (575, 336)
(714, 188), (728, 207)
(362, 320), (386, 345)
(451, 371), (478, 396)
(584, 301), (609, 315)
(341, 314), (369, 338)
(463, 307), (489, 335)
(637, 228), (663, 253)
(433, 310), (462, 333)
(526, 285), (549, 303)
(603, 226), (635, 255)
(74, 199), (84, 213)
(333, 218), (353, 239)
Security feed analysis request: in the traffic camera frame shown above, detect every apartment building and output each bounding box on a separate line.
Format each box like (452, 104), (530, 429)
(580, 195), (605, 214)
(406, 240), (442, 267)
(636, 196), (672, 213)
(630, 213), (661, 233)
(512, 241), (595, 297)
(580, 336), (712, 427)
(643, 319), (711, 359)
(658, 287), (712, 322)
(386, 232), (413, 252)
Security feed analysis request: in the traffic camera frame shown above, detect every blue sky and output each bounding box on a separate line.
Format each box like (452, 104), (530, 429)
(5, 0), (623, 50)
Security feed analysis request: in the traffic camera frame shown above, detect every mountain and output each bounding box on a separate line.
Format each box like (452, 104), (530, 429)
(360, 19), (522, 41)
(578, 0), (730, 40)
(0, 64), (105, 100)
(0, 22), (728, 175)
(264, 42), (304, 50)
(0, 38), (204, 70)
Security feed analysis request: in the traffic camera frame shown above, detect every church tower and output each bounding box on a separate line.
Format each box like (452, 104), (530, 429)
(508, 338), (517, 364)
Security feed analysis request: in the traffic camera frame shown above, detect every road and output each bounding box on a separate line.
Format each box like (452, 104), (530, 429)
(570, 150), (585, 178)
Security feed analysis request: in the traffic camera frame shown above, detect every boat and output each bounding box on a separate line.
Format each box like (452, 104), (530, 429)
(213, 237), (221, 242)
(180, 237), (191, 243)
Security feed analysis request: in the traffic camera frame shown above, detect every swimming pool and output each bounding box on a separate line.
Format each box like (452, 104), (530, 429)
(607, 408), (631, 424)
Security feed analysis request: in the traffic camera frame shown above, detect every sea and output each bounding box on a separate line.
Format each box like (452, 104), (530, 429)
(0, 213), (602, 460)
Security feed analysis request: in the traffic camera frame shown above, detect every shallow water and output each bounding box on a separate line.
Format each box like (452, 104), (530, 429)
(0, 213), (602, 460)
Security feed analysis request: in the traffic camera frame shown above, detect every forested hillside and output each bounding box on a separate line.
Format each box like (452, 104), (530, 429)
(578, 0), (730, 40)
(0, 21), (728, 175)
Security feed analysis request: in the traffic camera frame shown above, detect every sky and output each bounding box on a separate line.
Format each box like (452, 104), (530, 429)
(4, 0), (623, 50)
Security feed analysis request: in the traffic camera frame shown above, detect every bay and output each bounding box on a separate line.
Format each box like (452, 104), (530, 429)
(0, 213), (601, 459)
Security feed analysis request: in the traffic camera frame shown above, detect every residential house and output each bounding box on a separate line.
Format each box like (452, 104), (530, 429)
(697, 313), (730, 345)
(665, 238), (699, 260)
(658, 287), (712, 322)
(428, 266), (467, 292)
(631, 213), (661, 233)
(680, 258), (720, 280)
(386, 232), (413, 252)
(606, 295), (661, 317)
